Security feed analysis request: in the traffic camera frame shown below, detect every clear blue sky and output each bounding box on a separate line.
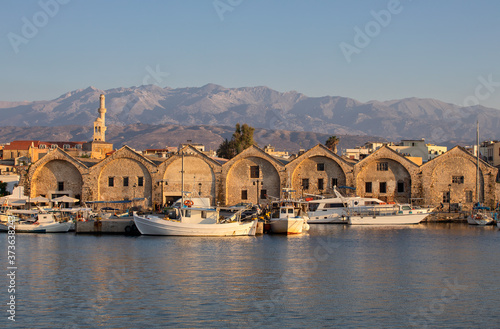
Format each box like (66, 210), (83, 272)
(1, 0), (500, 109)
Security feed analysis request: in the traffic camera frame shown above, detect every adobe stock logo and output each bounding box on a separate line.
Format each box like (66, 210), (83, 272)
(7, 0), (71, 54)
(339, 0), (406, 63)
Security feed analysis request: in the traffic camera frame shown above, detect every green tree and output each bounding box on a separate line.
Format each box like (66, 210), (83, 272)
(325, 136), (339, 154)
(217, 123), (256, 159)
(0, 181), (7, 197)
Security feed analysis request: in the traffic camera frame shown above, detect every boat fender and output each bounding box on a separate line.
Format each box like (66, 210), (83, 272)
(125, 225), (131, 233)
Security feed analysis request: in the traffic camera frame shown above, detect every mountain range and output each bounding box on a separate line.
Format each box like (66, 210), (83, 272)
(1, 84), (499, 148)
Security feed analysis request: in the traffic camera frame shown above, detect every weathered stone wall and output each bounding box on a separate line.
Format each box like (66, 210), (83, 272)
(286, 145), (353, 197)
(420, 147), (499, 210)
(159, 154), (219, 206)
(353, 147), (419, 203)
(31, 159), (83, 199)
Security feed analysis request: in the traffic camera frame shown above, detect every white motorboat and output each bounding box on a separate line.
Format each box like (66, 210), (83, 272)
(307, 187), (432, 225)
(0, 212), (72, 233)
(133, 206), (257, 236)
(347, 204), (432, 225)
(269, 190), (310, 234)
(307, 195), (387, 224)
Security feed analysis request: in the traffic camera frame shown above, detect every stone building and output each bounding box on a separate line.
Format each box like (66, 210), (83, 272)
(22, 141), (500, 211)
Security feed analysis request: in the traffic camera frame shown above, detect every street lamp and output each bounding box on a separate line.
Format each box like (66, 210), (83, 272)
(448, 184), (451, 212)
(253, 179), (261, 205)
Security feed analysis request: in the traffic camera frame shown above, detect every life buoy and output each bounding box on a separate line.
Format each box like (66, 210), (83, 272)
(184, 200), (194, 207)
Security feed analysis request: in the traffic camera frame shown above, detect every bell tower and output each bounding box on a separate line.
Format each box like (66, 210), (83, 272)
(93, 94), (107, 142)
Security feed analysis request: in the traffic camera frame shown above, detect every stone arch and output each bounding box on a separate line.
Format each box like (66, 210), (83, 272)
(225, 156), (281, 205)
(31, 159), (84, 200)
(291, 156), (347, 197)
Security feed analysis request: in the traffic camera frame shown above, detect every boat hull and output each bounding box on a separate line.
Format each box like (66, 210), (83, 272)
(0, 221), (71, 233)
(467, 215), (494, 226)
(270, 217), (304, 234)
(133, 214), (257, 236)
(308, 215), (348, 224)
(348, 213), (428, 225)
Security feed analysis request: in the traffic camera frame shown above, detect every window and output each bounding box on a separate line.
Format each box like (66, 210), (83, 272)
(51, 144), (57, 149)
(443, 191), (450, 203)
(379, 182), (387, 193)
(466, 190), (473, 203)
(331, 178), (338, 188)
(365, 182), (372, 193)
(76, 144), (82, 149)
(138, 176), (144, 187)
(57, 181), (64, 191)
(241, 190), (248, 200)
(452, 176), (464, 184)
(108, 177), (114, 187)
(317, 163), (325, 171)
(318, 178), (324, 190)
(63, 144), (70, 149)
(377, 162), (388, 171)
(39, 144), (46, 149)
(123, 177), (129, 187)
(302, 178), (309, 190)
(250, 166), (260, 178)
(260, 189), (267, 199)
(397, 181), (405, 193)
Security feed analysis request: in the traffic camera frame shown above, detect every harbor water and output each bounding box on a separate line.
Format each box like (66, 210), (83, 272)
(2, 223), (500, 328)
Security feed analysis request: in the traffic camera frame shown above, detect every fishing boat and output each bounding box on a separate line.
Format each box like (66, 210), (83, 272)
(269, 189), (310, 234)
(133, 150), (257, 236)
(0, 212), (72, 233)
(133, 205), (257, 236)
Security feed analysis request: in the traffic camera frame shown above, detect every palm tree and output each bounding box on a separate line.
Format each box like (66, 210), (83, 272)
(325, 136), (339, 154)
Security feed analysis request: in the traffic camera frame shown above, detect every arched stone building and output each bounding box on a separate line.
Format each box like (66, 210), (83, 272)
(221, 145), (286, 205)
(27, 148), (87, 200)
(353, 146), (420, 203)
(285, 144), (354, 197)
(157, 146), (222, 206)
(87, 146), (157, 205)
(420, 146), (498, 210)
(23, 143), (500, 210)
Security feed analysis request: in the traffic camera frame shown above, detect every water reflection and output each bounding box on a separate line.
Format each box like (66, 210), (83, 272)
(1, 223), (499, 328)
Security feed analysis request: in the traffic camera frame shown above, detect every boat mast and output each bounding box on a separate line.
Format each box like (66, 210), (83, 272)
(181, 149), (185, 206)
(476, 120), (480, 204)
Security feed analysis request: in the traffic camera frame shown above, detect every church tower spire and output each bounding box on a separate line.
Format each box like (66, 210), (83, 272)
(93, 94), (107, 142)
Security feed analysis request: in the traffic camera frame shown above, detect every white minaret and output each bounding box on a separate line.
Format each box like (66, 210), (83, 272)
(93, 94), (107, 142)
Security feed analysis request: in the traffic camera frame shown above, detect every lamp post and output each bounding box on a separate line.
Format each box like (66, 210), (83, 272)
(253, 179), (261, 205)
(448, 184), (451, 212)
(133, 183), (137, 209)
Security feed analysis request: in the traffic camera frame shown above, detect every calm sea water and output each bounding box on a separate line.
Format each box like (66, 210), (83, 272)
(2, 223), (500, 328)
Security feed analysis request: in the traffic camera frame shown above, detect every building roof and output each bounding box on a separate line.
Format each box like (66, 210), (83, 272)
(3, 140), (40, 150)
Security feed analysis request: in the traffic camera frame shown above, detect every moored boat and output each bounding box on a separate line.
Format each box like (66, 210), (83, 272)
(133, 205), (257, 236)
(347, 204), (432, 225)
(269, 189), (310, 234)
(0, 212), (72, 233)
(467, 204), (495, 226)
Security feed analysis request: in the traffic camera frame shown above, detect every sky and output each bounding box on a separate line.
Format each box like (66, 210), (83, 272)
(1, 0), (500, 109)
